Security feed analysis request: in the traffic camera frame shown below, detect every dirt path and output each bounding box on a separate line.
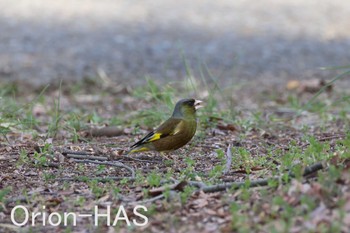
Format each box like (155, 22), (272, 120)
(1, 0), (350, 87)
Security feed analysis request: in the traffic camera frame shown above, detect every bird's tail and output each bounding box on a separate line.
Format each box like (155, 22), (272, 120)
(125, 146), (150, 155)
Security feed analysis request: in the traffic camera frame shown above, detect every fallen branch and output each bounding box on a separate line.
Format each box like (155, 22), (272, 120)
(187, 181), (208, 189)
(318, 134), (345, 142)
(61, 149), (95, 156)
(65, 153), (108, 161)
(289, 162), (324, 178)
(56, 148), (136, 182)
(128, 190), (181, 205)
(300, 134), (346, 148)
(192, 162), (324, 193)
(71, 159), (135, 178)
(57, 176), (135, 182)
(5, 195), (29, 205)
(199, 178), (269, 193)
(128, 194), (165, 205)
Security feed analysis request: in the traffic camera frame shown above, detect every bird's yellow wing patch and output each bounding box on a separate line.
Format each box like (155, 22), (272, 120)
(146, 133), (162, 142)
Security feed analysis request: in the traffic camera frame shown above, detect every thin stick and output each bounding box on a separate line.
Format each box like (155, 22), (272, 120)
(61, 149), (96, 156)
(128, 194), (165, 205)
(65, 154), (108, 161)
(57, 176), (135, 182)
(5, 195), (29, 205)
(318, 134), (345, 142)
(192, 162), (324, 193)
(72, 159), (135, 178)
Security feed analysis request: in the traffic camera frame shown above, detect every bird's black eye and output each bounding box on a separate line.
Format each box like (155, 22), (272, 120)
(185, 99), (195, 106)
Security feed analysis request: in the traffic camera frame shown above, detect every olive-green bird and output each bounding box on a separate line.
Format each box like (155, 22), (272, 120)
(127, 98), (203, 154)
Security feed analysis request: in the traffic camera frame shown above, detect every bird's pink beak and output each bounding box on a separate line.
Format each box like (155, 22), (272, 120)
(194, 100), (204, 110)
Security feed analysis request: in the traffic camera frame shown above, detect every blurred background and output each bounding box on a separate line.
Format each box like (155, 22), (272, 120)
(0, 0), (350, 88)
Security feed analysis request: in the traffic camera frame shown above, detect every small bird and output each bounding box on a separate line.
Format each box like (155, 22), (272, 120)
(127, 98), (203, 154)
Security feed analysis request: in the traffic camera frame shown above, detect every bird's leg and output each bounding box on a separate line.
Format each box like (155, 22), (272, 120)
(159, 152), (175, 166)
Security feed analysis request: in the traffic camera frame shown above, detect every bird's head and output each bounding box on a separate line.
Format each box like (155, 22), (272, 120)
(172, 98), (203, 119)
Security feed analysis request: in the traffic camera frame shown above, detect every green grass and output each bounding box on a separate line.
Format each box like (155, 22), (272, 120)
(1, 63), (350, 232)
(146, 171), (162, 187)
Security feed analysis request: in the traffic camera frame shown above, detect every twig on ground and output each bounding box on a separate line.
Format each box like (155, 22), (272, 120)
(300, 134), (346, 148)
(43, 162), (60, 168)
(190, 162), (324, 193)
(61, 148), (161, 163)
(318, 134), (345, 142)
(128, 194), (165, 205)
(61, 149), (95, 156)
(187, 181), (208, 189)
(57, 176), (135, 182)
(71, 159), (135, 178)
(56, 148), (136, 182)
(64, 153), (108, 161)
(5, 195), (29, 205)
(289, 162), (324, 178)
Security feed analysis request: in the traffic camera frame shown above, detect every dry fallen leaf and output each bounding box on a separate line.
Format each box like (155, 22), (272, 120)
(286, 80), (300, 90)
(286, 79), (332, 93)
(217, 123), (238, 132)
(148, 180), (188, 196)
(191, 198), (208, 209)
(24, 171), (38, 176)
